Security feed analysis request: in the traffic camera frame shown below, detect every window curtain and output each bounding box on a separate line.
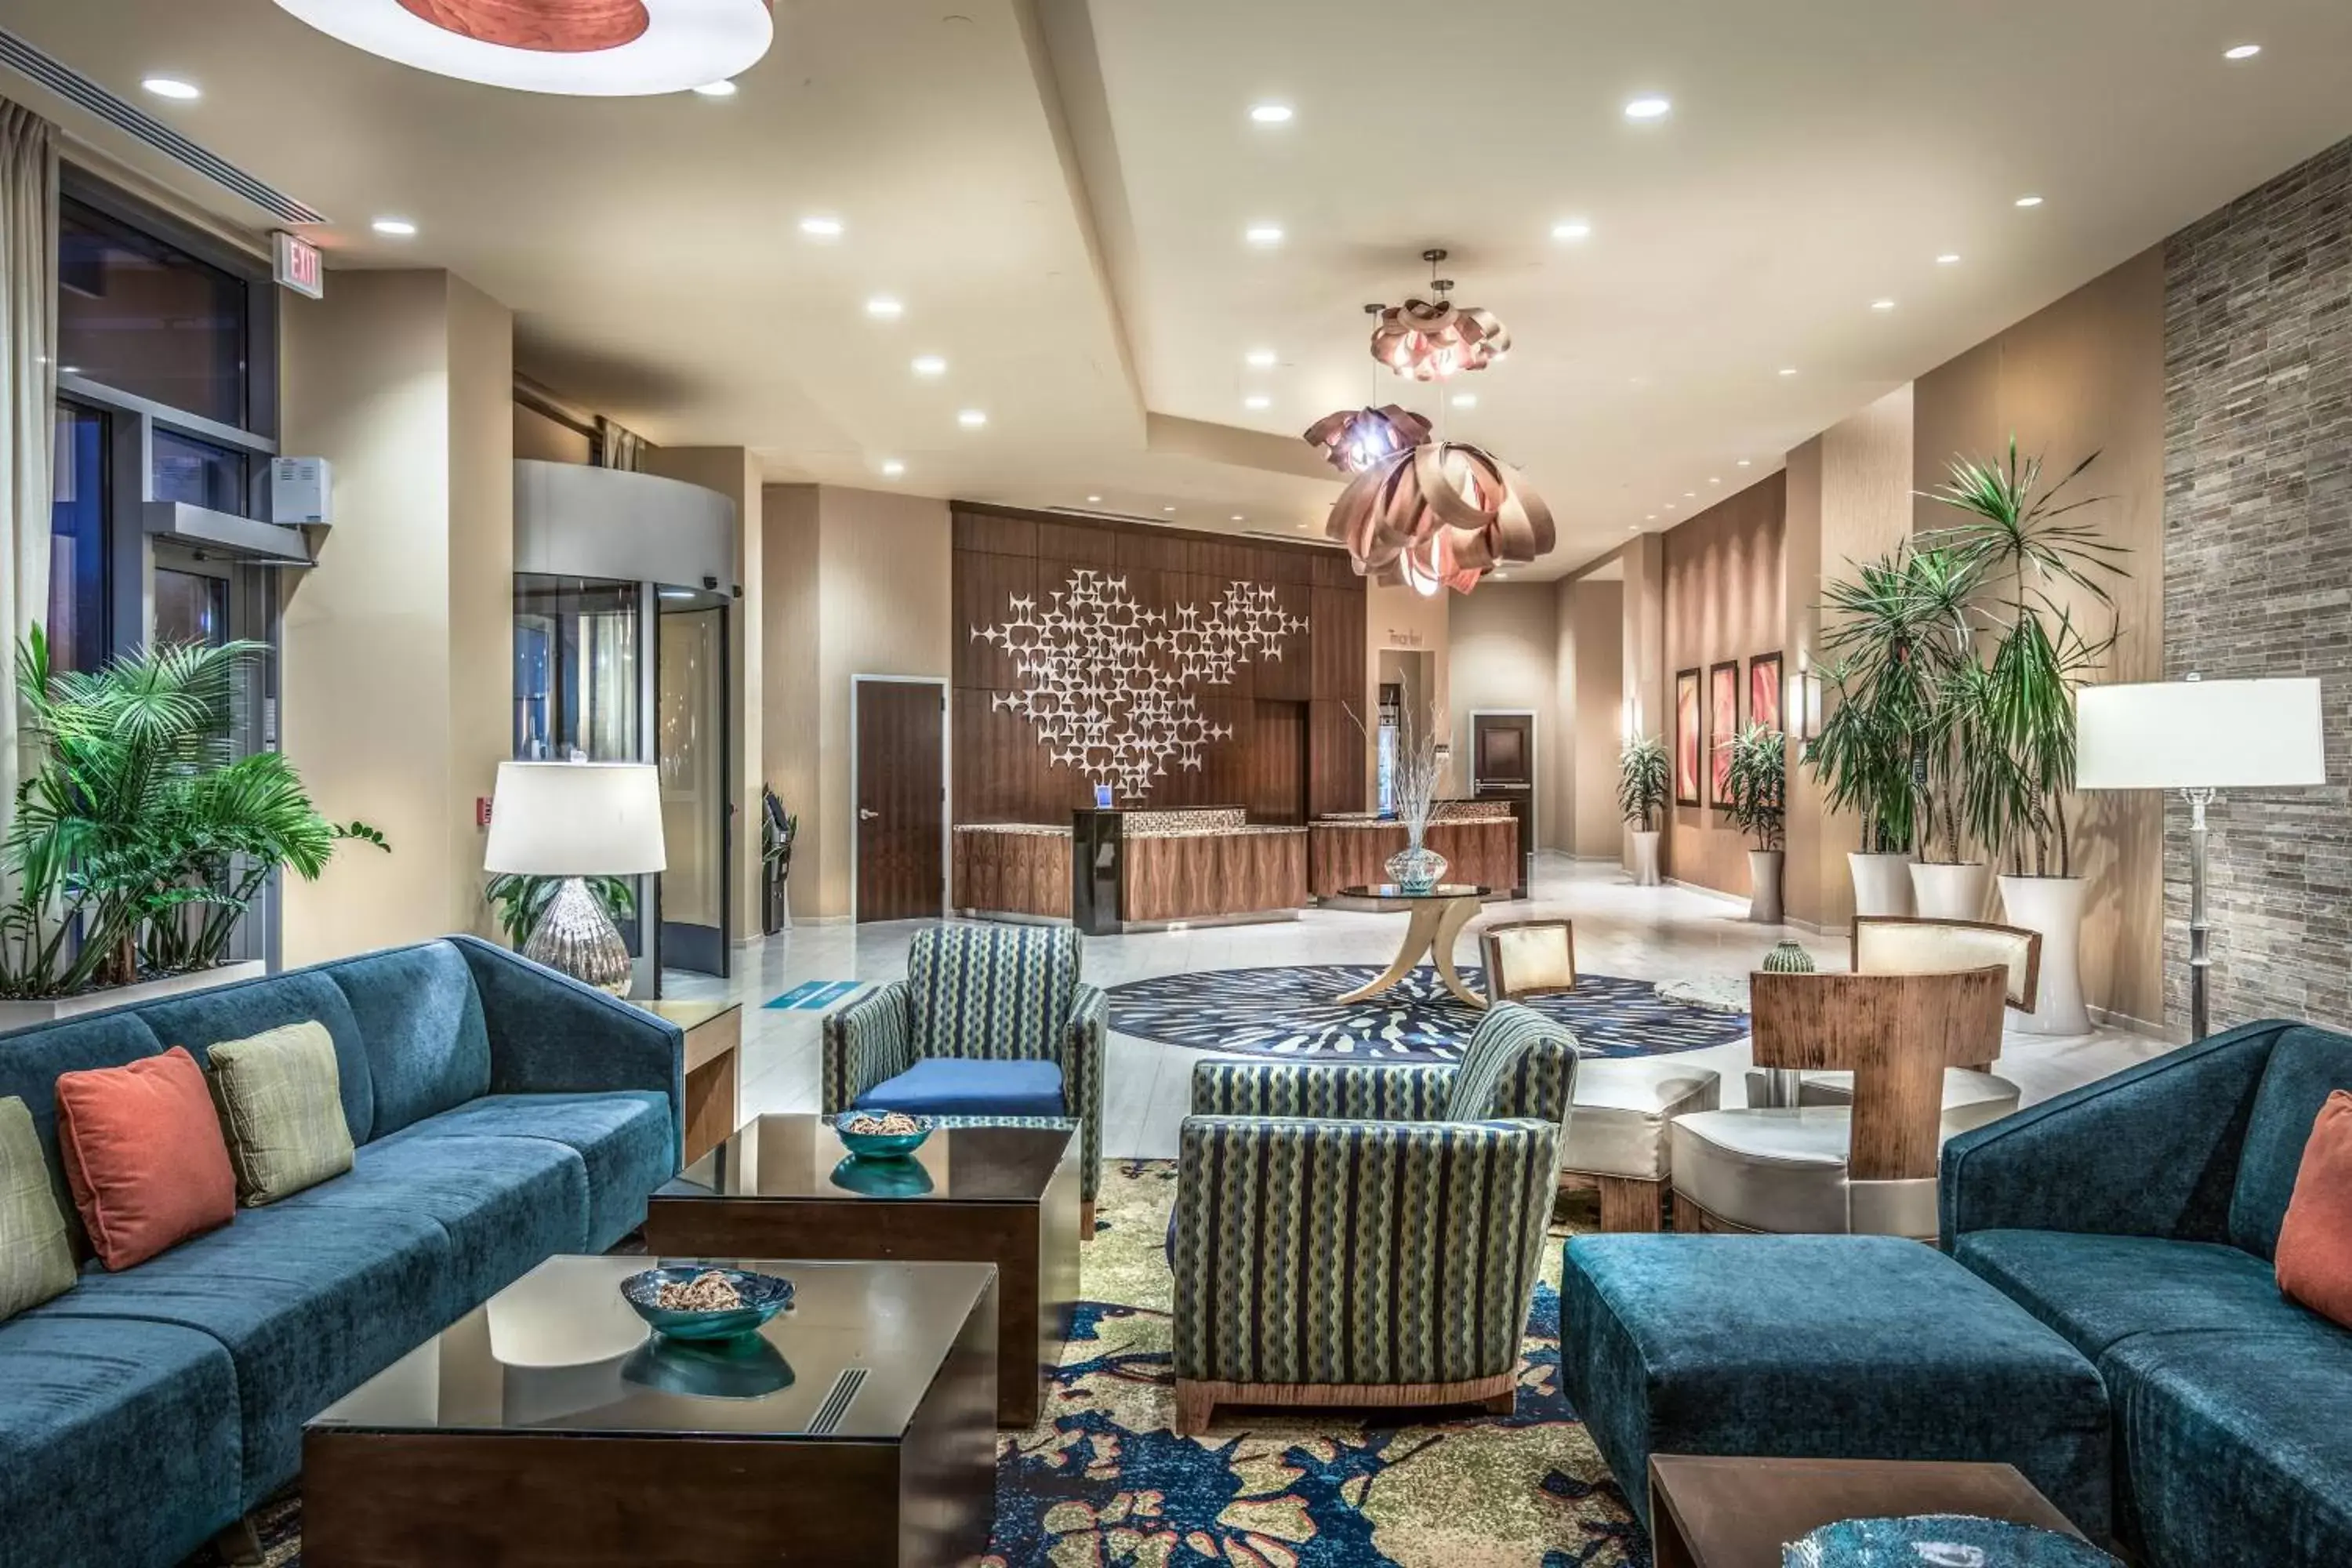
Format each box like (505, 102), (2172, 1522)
(0, 99), (56, 854)
(594, 414), (648, 473)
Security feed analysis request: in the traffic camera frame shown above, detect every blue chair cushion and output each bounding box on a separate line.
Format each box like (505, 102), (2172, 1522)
(855, 1058), (1066, 1120)
(376, 1091), (673, 1250)
(1955, 1229), (2344, 1363)
(270, 1130), (590, 1305)
(2229, 1025), (2352, 1260)
(2103, 1328), (2352, 1566)
(30, 1203), (459, 1504)
(0, 1315), (243, 1568)
(323, 941), (492, 1138)
(1558, 1233), (2111, 1538)
(136, 968), (376, 1146)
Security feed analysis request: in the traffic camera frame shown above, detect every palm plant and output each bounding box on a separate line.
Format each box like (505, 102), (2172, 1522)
(1721, 723), (1786, 852)
(1616, 733), (1670, 833)
(1918, 438), (2126, 877)
(1, 629), (384, 997)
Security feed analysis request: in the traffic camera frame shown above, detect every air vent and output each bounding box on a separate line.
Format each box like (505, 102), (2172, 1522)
(805, 1367), (868, 1436)
(0, 28), (328, 225)
(1245, 528), (1345, 550)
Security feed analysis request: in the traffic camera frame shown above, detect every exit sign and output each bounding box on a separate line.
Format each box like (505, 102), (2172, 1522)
(273, 232), (324, 299)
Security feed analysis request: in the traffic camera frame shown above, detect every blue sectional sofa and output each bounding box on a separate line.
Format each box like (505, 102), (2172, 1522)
(1943, 1018), (2352, 1568)
(0, 936), (684, 1568)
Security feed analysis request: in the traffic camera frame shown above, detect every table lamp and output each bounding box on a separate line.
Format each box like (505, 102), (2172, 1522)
(484, 760), (666, 996)
(2076, 676), (2326, 1039)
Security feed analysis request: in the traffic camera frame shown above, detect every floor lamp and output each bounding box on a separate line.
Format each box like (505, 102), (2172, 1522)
(2077, 677), (2326, 1040)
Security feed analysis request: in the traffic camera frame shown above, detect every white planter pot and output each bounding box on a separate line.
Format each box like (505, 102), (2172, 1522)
(1849, 852), (1916, 918)
(0, 960), (267, 1036)
(1748, 849), (1786, 925)
(1911, 861), (1993, 922)
(1629, 829), (1663, 887)
(1998, 875), (2092, 1036)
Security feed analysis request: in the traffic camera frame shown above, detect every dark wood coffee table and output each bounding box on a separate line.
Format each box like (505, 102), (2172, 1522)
(303, 1255), (996, 1567)
(644, 1113), (1080, 1428)
(1646, 1454), (2090, 1568)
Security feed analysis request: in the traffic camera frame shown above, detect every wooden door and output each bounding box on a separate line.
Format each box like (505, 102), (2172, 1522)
(855, 681), (946, 922)
(1472, 713), (1534, 790)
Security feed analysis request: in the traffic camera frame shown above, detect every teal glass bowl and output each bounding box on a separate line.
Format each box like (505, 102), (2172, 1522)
(835, 1110), (935, 1160)
(619, 1267), (793, 1342)
(829, 1152), (936, 1198)
(621, 1334), (795, 1400)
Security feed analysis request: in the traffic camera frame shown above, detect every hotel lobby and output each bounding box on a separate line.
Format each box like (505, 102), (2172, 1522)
(0, 3), (2348, 1565)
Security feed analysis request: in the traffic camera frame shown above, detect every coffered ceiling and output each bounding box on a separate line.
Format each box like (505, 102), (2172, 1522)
(5, 1), (2350, 576)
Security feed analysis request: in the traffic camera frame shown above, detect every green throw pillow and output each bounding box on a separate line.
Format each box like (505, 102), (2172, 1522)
(206, 1021), (355, 1206)
(0, 1094), (75, 1320)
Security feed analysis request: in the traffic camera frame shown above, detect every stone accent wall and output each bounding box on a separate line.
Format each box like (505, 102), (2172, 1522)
(2162, 136), (2352, 1029)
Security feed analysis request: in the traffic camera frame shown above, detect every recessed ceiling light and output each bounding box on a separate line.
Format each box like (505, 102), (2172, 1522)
(1684, 491), (1697, 499)
(1552, 220), (1592, 241)
(1737, 459), (1752, 467)
(2014, 194), (2044, 209)
(1163, 506), (1176, 513)
(799, 215), (844, 238)
(1249, 103), (1293, 124)
(1779, 367), (1798, 377)
(1087, 494), (1102, 503)
(1230, 514), (1246, 523)
(1623, 96), (1671, 120)
(1645, 514), (1657, 521)
(1936, 253), (1962, 265)
(371, 217), (417, 237)
(141, 76), (200, 100)
(691, 80), (738, 97)
(1664, 503), (1678, 512)
(1244, 223), (1285, 247)
(1243, 394), (1272, 410)
(865, 296), (903, 319)
(1244, 348), (1276, 368)
(880, 459), (905, 477)
(1629, 526), (1642, 533)
(1451, 393), (1477, 408)
(1708, 477), (1721, 485)
(911, 355), (946, 376)
(957, 409), (987, 428)
(1871, 299), (1896, 311)
(2223, 43), (2261, 60)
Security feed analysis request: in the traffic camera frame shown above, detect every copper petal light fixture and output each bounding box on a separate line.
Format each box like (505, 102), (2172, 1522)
(1325, 441), (1555, 597)
(1367, 249), (1511, 382)
(1301, 404), (1433, 476)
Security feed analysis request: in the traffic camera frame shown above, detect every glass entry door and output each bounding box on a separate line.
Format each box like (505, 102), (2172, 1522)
(656, 590), (729, 977)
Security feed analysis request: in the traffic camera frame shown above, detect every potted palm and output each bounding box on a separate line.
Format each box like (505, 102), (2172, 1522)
(1617, 732), (1670, 886)
(0, 630), (385, 1025)
(1920, 439), (2125, 1034)
(1722, 722), (1787, 924)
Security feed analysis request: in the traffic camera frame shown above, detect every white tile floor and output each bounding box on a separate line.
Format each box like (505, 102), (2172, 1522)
(663, 853), (2173, 1159)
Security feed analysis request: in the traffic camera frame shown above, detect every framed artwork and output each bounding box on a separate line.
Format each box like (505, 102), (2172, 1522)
(1673, 669), (1702, 806)
(1708, 661), (1740, 807)
(1749, 652), (1784, 735)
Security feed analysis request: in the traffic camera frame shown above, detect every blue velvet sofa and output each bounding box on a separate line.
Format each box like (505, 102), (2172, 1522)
(1943, 1018), (2352, 1568)
(0, 935), (684, 1568)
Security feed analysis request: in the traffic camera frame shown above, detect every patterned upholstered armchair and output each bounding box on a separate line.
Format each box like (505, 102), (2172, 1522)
(822, 923), (1106, 1232)
(1167, 1004), (1575, 1435)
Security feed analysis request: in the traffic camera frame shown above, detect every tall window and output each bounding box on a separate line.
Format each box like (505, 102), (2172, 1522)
(57, 195), (251, 428)
(47, 405), (108, 672)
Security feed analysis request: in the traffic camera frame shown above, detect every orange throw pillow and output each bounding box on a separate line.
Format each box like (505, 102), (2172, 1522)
(56, 1046), (236, 1270)
(2277, 1089), (2352, 1329)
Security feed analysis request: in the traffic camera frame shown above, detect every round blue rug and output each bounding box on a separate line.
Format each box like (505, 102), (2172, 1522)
(1105, 964), (1749, 1062)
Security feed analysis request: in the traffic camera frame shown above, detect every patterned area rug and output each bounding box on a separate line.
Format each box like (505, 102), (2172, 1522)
(1106, 965), (1749, 1062)
(180, 1163), (1647, 1567)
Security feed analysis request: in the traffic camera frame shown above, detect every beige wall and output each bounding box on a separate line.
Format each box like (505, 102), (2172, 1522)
(1563, 578), (1628, 856)
(1446, 583), (1561, 845)
(1661, 473), (1786, 897)
(278, 270), (513, 964)
(1619, 536), (1667, 873)
(1912, 248), (2166, 1029)
(1365, 583), (1450, 798)
(760, 485), (822, 919)
(514, 403), (592, 466)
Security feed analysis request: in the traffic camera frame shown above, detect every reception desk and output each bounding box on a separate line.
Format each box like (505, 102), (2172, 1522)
(954, 808), (1308, 928)
(1307, 803), (1521, 900)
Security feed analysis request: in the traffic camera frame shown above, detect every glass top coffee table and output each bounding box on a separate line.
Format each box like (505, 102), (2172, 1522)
(304, 1254), (997, 1566)
(1335, 884), (1493, 1009)
(646, 1113), (1080, 1428)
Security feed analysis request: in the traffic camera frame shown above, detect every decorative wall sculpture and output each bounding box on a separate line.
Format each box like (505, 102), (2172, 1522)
(971, 569), (1308, 800)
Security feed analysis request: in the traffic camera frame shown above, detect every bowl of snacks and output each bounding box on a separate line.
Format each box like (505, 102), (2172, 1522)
(620, 1266), (794, 1342)
(836, 1109), (935, 1160)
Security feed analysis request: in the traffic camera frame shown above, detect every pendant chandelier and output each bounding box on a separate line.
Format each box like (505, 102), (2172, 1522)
(1325, 441), (1554, 597)
(1301, 404), (1432, 476)
(1367, 249), (1511, 382)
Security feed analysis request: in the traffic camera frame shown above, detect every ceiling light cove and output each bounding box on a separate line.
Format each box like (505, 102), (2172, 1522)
(141, 75), (201, 100)
(865, 296), (903, 319)
(1249, 103), (1293, 124)
(2015, 194), (2045, 208)
(271, 1), (775, 97)
(2223, 43), (2261, 60)
(1244, 223), (1285, 248)
(798, 215), (844, 238)
(372, 217), (418, 236)
(1623, 95), (1671, 121)
(911, 355), (946, 377)
(957, 409), (987, 428)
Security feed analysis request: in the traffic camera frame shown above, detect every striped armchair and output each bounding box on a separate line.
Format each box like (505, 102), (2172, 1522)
(1168, 1004), (1576, 1434)
(822, 923), (1106, 1233)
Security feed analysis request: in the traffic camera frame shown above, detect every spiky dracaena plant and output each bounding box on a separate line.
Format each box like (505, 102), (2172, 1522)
(1, 630), (385, 996)
(1616, 733), (1670, 833)
(1721, 722), (1787, 852)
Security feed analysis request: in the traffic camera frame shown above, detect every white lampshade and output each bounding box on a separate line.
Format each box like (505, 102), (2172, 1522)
(2077, 678), (2327, 791)
(484, 762), (666, 877)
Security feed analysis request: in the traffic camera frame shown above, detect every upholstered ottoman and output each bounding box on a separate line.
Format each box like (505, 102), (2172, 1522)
(1558, 1234), (2111, 1539)
(1561, 1058), (1721, 1230)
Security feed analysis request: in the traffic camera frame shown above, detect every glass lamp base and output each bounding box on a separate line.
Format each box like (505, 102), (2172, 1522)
(522, 876), (632, 996)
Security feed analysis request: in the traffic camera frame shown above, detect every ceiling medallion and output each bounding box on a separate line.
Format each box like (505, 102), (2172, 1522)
(1301, 404), (1432, 476)
(1324, 441), (1555, 597)
(274, 0), (774, 96)
(1367, 249), (1511, 382)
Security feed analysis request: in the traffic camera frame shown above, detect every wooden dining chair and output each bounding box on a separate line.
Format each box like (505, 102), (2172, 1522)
(1480, 919), (1576, 1003)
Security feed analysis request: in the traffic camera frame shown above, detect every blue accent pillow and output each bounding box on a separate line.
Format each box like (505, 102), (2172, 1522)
(853, 1058), (1065, 1120)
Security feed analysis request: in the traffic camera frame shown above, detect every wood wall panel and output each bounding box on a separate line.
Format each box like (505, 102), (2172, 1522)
(1122, 833), (1308, 923)
(1255, 581), (1314, 702)
(1306, 819), (1519, 898)
(1309, 586), (1367, 703)
(1250, 702), (1308, 824)
(953, 829), (1071, 918)
(1308, 700), (1367, 818)
(954, 510), (1035, 557)
(953, 550), (1034, 690)
(1034, 520), (1120, 570)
